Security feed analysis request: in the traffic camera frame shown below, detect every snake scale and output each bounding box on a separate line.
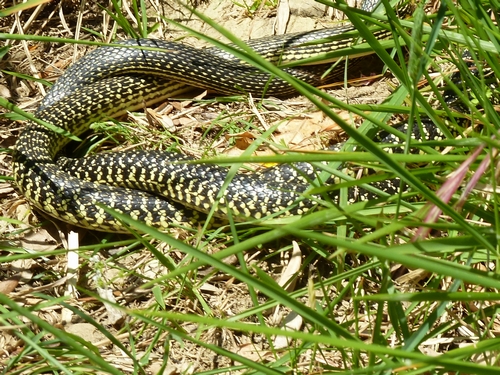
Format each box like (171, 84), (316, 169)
(12, 1), (414, 232)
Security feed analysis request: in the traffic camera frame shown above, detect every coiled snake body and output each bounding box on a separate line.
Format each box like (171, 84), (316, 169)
(12, 7), (403, 232)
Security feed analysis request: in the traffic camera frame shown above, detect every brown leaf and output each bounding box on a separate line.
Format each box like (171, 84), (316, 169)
(0, 275), (21, 295)
(225, 131), (257, 150)
(20, 228), (58, 251)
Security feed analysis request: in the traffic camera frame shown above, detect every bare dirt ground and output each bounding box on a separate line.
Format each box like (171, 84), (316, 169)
(0, 0), (398, 373)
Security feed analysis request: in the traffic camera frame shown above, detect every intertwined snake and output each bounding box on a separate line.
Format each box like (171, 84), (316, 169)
(12, 3), (409, 232)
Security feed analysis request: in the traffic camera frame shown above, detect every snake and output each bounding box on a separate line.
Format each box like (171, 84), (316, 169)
(12, 2), (411, 232)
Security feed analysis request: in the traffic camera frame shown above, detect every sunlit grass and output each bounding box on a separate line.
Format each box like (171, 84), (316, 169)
(1, 0), (500, 373)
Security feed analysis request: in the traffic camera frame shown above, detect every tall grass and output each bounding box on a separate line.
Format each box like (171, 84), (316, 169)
(1, 0), (500, 373)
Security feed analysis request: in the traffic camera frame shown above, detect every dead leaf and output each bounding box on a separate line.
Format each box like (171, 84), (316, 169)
(0, 84), (11, 100)
(395, 268), (429, 285)
(274, 0), (290, 34)
(273, 311), (303, 349)
(175, 116), (196, 126)
(11, 259), (34, 282)
(97, 287), (125, 326)
(0, 182), (14, 196)
(65, 323), (107, 345)
(236, 343), (273, 362)
(273, 110), (344, 149)
(273, 242), (304, 348)
(277, 241), (302, 292)
(225, 131), (257, 150)
(20, 228), (58, 251)
(145, 108), (176, 132)
(0, 275), (21, 295)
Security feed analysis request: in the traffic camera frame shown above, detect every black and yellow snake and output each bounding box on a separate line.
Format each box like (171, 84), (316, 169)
(12, 3), (412, 232)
